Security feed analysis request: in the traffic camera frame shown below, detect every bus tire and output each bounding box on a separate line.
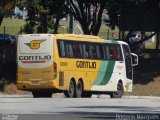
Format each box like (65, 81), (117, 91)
(110, 82), (124, 98)
(64, 80), (76, 98)
(32, 91), (52, 98)
(76, 80), (83, 98)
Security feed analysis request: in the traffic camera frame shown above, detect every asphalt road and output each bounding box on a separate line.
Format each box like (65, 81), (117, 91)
(0, 95), (160, 120)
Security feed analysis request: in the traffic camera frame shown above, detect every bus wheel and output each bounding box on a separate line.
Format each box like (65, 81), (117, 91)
(64, 80), (75, 98)
(76, 81), (83, 98)
(82, 91), (92, 98)
(110, 82), (124, 98)
(32, 91), (52, 98)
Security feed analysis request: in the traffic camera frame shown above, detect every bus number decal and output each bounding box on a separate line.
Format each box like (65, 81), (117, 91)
(60, 62), (68, 66)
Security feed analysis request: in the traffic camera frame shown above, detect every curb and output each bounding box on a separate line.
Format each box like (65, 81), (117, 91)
(94, 94), (160, 99)
(0, 94), (33, 98)
(123, 95), (160, 99)
(0, 93), (160, 99)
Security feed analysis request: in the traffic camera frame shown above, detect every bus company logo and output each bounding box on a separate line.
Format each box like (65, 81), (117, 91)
(25, 40), (46, 49)
(19, 55), (51, 63)
(76, 61), (96, 69)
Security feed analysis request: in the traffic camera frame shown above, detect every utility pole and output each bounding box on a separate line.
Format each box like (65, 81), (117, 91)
(69, 14), (74, 34)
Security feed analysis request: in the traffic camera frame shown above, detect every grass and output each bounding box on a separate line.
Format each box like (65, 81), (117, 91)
(0, 18), (118, 39)
(1, 18), (26, 27)
(1, 18), (160, 96)
(0, 18), (26, 36)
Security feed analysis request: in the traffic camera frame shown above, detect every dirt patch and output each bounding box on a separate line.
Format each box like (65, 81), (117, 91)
(4, 83), (31, 95)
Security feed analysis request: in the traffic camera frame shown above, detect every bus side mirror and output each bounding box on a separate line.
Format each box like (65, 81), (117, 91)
(131, 53), (138, 66)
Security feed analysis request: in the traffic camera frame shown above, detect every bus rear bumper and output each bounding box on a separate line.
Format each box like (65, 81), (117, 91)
(17, 80), (57, 91)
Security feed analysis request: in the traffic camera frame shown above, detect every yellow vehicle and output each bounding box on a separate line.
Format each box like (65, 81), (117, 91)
(17, 34), (138, 98)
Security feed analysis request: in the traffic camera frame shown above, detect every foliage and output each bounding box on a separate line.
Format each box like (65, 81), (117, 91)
(0, 0), (19, 25)
(45, 0), (67, 33)
(105, 0), (146, 30)
(23, 0), (66, 34)
(105, 0), (157, 52)
(23, 0), (48, 33)
(105, 0), (121, 30)
(0, 18), (25, 35)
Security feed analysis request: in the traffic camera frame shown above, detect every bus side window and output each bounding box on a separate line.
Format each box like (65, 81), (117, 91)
(111, 45), (122, 61)
(73, 43), (81, 58)
(104, 45), (110, 60)
(83, 44), (89, 58)
(102, 46), (106, 59)
(96, 45), (101, 59)
(69, 44), (73, 57)
(58, 40), (66, 57)
(89, 44), (97, 59)
(65, 42), (73, 58)
(112, 46), (119, 60)
(65, 43), (69, 57)
(108, 46), (114, 60)
(78, 44), (83, 58)
(105, 44), (122, 61)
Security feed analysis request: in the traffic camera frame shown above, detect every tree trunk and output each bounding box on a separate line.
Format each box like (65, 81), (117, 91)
(80, 20), (90, 35)
(0, 15), (4, 26)
(41, 14), (48, 33)
(37, 14), (48, 33)
(92, 21), (101, 36)
(92, 1), (106, 36)
(54, 17), (60, 34)
(82, 26), (90, 35)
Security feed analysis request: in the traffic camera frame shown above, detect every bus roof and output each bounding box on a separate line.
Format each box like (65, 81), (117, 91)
(54, 34), (128, 45)
(18, 34), (128, 45)
(54, 34), (101, 39)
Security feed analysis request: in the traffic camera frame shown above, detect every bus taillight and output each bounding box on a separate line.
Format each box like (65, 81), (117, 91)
(53, 62), (57, 79)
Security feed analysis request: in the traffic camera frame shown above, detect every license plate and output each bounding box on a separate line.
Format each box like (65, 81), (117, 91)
(31, 81), (39, 84)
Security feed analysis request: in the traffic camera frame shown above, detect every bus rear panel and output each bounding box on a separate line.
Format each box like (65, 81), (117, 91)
(17, 34), (56, 90)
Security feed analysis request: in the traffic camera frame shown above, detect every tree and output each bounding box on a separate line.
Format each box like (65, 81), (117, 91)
(23, 0), (66, 34)
(23, 0), (49, 33)
(67, 0), (107, 35)
(104, 0), (143, 30)
(23, 0), (107, 35)
(105, 0), (121, 30)
(104, 0), (157, 51)
(0, 0), (19, 25)
(45, 0), (67, 33)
